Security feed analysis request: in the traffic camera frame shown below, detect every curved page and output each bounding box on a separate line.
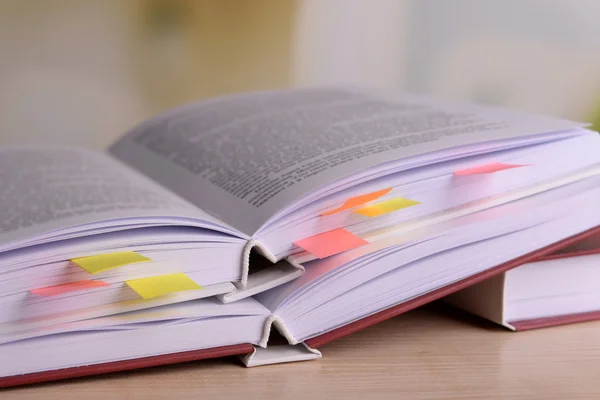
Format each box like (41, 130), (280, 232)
(0, 146), (244, 252)
(109, 86), (584, 236)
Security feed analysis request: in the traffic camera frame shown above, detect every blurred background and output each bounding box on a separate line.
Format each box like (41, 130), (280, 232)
(1, 0), (600, 149)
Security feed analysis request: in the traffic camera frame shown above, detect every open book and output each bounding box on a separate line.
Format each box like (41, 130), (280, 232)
(2, 87), (600, 386)
(4, 87), (594, 324)
(4, 173), (600, 385)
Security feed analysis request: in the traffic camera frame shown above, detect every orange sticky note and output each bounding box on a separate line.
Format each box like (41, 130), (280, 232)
(321, 188), (392, 216)
(294, 228), (368, 258)
(453, 162), (529, 176)
(353, 197), (420, 218)
(30, 280), (110, 297)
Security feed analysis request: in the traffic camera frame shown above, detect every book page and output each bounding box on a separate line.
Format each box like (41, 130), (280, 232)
(0, 147), (233, 247)
(109, 87), (584, 236)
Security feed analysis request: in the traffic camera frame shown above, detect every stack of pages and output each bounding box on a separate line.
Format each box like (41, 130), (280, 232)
(2, 86), (600, 387)
(445, 229), (600, 330)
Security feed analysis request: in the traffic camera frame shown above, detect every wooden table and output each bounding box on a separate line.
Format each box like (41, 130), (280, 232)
(5, 303), (600, 399)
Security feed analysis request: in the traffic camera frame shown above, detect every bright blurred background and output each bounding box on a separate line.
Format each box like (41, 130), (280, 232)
(1, 0), (600, 149)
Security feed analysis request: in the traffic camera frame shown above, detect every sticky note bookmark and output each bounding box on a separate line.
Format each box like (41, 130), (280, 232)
(321, 188), (392, 216)
(453, 162), (530, 176)
(30, 280), (110, 297)
(126, 273), (202, 300)
(294, 228), (368, 259)
(353, 197), (420, 218)
(71, 251), (151, 274)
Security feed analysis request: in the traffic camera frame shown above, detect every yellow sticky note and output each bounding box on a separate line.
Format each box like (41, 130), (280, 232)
(126, 273), (202, 300)
(353, 198), (420, 218)
(71, 251), (151, 274)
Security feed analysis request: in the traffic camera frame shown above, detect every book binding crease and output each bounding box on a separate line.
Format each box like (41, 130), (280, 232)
(218, 240), (304, 303)
(259, 314), (298, 348)
(241, 343), (322, 368)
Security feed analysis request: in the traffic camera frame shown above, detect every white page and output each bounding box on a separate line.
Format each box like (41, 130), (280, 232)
(257, 173), (600, 314)
(0, 226), (240, 274)
(0, 297), (269, 345)
(0, 146), (243, 248)
(0, 282), (237, 336)
(290, 207), (600, 342)
(109, 86), (585, 235)
(271, 186), (600, 342)
(0, 313), (267, 378)
(256, 134), (600, 260)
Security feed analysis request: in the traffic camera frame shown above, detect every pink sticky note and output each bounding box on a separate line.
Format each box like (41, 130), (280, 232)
(453, 162), (530, 176)
(30, 280), (110, 297)
(294, 228), (368, 258)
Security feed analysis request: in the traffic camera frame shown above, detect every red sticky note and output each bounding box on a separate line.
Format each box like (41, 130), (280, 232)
(321, 188), (392, 216)
(453, 162), (530, 176)
(30, 280), (110, 297)
(294, 228), (368, 258)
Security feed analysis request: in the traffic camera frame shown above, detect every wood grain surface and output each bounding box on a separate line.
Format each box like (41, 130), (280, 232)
(4, 303), (600, 399)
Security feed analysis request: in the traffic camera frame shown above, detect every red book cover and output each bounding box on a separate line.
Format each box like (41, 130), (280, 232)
(0, 343), (254, 389)
(510, 310), (600, 331)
